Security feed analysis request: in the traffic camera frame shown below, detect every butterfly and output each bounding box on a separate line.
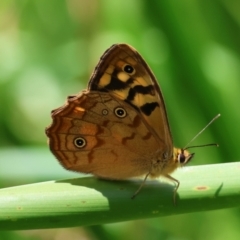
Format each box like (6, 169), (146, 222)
(45, 43), (194, 203)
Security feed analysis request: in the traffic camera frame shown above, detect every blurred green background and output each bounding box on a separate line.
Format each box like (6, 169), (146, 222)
(1, 0), (240, 239)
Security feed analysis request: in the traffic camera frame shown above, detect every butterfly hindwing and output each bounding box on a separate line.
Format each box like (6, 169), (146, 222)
(47, 91), (161, 179)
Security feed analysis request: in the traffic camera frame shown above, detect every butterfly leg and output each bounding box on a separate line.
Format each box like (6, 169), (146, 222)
(165, 174), (180, 205)
(131, 172), (150, 199)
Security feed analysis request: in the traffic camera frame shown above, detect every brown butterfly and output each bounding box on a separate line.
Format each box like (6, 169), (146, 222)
(45, 44), (194, 203)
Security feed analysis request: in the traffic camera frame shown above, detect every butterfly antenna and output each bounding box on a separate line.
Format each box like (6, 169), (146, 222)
(183, 113), (221, 150)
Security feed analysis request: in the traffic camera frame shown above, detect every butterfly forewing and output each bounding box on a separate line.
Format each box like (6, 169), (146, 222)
(88, 44), (173, 157)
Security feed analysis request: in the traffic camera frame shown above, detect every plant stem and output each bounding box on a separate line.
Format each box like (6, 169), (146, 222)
(1, 162), (240, 230)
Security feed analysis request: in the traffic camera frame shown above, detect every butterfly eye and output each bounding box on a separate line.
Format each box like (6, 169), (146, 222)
(74, 137), (86, 148)
(123, 64), (135, 75)
(102, 109), (108, 115)
(114, 107), (127, 118)
(178, 153), (186, 164)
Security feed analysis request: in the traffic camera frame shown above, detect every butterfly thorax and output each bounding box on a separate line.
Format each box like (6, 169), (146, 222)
(149, 147), (194, 178)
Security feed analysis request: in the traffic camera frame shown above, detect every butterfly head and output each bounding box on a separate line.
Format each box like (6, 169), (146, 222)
(174, 148), (195, 167)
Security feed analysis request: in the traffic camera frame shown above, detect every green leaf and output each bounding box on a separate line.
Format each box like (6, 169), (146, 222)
(1, 162), (240, 230)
